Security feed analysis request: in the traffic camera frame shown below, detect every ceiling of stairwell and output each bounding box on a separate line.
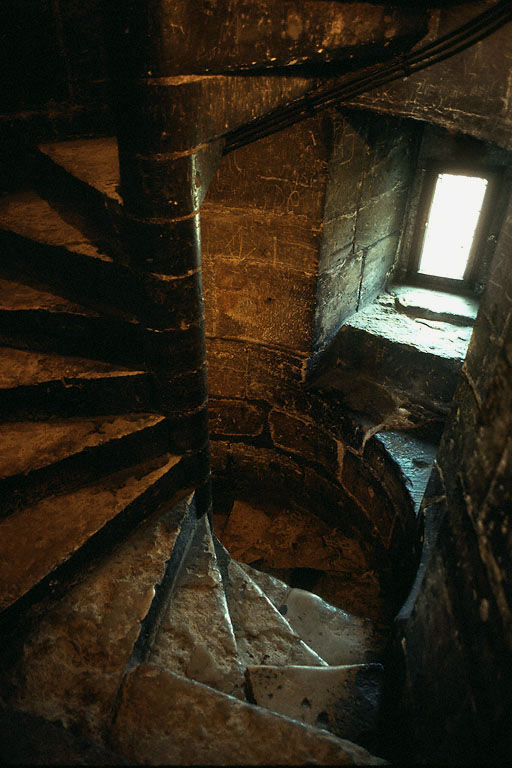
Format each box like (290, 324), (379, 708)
(0, 1), (469, 142)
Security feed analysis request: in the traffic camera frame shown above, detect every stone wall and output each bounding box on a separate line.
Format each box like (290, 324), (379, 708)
(202, 110), (419, 600)
(392, 193), (512, 764)
(315, 109), (418, 352)
(348, 2), (512, 152)
(202, 114), (328, 356)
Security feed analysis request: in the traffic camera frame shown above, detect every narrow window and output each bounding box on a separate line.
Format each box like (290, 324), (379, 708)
(418, 173), (488, 281)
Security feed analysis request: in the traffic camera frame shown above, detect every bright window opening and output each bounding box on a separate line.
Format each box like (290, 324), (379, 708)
(418, 173), (488, 280)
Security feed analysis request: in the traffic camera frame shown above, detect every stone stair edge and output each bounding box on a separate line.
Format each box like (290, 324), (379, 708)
(0, 412), (169, 516)
(0, 453), (185, 614)
(110, 661), (388, 765)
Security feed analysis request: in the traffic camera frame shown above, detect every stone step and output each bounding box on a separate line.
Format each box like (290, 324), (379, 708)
(0, 194), (196, 330)
(109, 663), (386, 765)
(214, 541), (328, 668)
(0, 190), (127, 309)
(0, 453), (184, 612)
(4, 495), (197, 747)
(35, 137), (121, 244)
(0, 277), (144, 366)
(238, 561), (290, 608)
(150, 515), (244, 699)
(0, 412), (169, 516)
(0, 346), (153, 420)
(241, 562), (385, 664)
(246, 663), (384, 746)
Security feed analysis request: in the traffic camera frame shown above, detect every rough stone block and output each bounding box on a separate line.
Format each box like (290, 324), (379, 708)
(166, 404), (209, 454)
(153, 366), (208, 414)
(302, 466), (362, 538)
(315, 248), (362, 350)
(210, 440), (233, 475)
(323, 112), (368, 223)
(119, 213), (201, 275)
(137, 270), (205, 331)
(213, 258), (315, 353)
(115, 76), (316, 154)
(277, 588), (383, 666)
(246, 344), (305, 404)
(342, 450), (395, 545)
(227, 443), (303, 506)
(201, 204), (321, 273)
(150, 516), (244, 698)
(220, 499), (363, 575)
(207, 115), (329, 220)
(247, 663), (384, 744)
(209, 398), (265, 438)
(110, 663), (386, 765)
(145, 322), (206, 378)
(118, 141), (223, 218)
(269, 409), (338, 472)
(358, 234), (400, 309)
(206, 338), (248, 399)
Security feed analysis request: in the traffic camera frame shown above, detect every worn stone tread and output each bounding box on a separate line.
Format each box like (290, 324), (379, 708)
(276, 588), (384, 665)
(0, 191), (113, 261)
(0, 453), (183, 612)
(0, 277), (102, 315)
(7, 496), (195, 746)
(0, 346), (142, 389)
(216, 543), (328, 668)
(0, 413), (164, 481)
(238, 560), (291, 608)
(0, 413), (169, 516)
(246, 663), (384, 743)
(0, 277), (143, 365)
(0, 346), (152, 419)
(110, 663), (387, 765)
(239, 563), (384, 664)
(150, 515), (244, 698)
(38, 138), (121, 205)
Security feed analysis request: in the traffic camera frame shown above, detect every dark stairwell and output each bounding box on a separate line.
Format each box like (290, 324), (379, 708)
(0, 1), (511, 765)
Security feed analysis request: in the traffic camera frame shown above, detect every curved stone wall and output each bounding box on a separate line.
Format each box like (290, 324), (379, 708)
(207, 337), (420, 619)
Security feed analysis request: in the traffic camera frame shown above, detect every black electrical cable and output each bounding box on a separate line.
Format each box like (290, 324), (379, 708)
(224, 0), (512, 153)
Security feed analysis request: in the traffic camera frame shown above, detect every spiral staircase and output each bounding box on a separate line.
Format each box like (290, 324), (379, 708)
(0, 135), (399, 765)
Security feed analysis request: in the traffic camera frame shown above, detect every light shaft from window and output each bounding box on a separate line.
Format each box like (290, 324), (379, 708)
(418, 173), (488, 280)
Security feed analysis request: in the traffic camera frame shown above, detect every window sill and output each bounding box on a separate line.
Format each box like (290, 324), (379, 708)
(345, 285), (476, 362)
(311, 285), (478, 435)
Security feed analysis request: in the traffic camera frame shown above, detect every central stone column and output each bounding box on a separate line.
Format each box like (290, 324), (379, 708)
(107, 13), (225, 517)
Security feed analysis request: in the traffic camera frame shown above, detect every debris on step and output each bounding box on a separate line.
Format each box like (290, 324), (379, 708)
(246, 663), (384, 745)
(4, 495), (195, 747)
(110, 663), (388, 765)
(215, 543), (328, 668)
(150, 515), (244, 698)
